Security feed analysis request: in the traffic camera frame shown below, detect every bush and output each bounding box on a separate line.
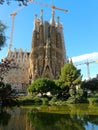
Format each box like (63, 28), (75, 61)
(41, 97), (49, 105)
(88, 98), (98, 104)
(18, 99), (34, 106)
(66, 95), (88, 104)
(33, 97), (42, 105)
(49, 97), (57, 105)
(75, 96), (88, 103)
(66, 97), (76, 104)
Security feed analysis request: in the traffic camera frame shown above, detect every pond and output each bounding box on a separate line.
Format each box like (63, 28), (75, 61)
(0, 104), (98, 130)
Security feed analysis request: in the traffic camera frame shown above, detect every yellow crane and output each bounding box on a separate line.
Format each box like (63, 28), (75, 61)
(75, 60), (98, 79)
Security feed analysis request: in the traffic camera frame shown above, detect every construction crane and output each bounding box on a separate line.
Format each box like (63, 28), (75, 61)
(9, 6), (25, 51)
(75, 60), (98, 79)
(9, 12), (17, 51)
(28, 0), (68, 12)
(51, 5), (68, 12)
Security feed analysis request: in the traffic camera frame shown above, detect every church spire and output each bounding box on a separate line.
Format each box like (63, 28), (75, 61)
(56, 16), (61, 32)
(40, 9), (43, 25)
(57, 16), (60, 27)
(50, 8), (55, 26)
(34, 14), (37, 30)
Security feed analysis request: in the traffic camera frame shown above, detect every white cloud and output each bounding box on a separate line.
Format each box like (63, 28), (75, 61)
(71, 52), (98, 63)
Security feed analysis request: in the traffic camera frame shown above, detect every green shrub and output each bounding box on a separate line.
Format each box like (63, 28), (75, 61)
(66, 97), (76, 104)
(66, 96), (88, 104)
(41, 97), (49, 105)
(18, 99), (34, 106)
(88, 98), (98, 104)
(33, 97), (42, 105)
(75, 96), (88, 103)
(49, 97), (57, 105)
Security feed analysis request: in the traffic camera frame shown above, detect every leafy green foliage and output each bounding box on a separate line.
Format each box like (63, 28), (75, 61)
(81, 78), (98, 92)
(26, 63), (89, 104)
(0, 0), (29, 6)
(49, 97), (57, 105)
(53, 63), (82, 101)
(33, 97), (42, 105)
(54, 79), (69, 100)
(0, 20), (7, 50)
(60, 62), (82, 87)
(27, 78), (57, 96)
(69, 88), (76, 97)
(41, 97), (49, 105)
(0, 82), (18, 107)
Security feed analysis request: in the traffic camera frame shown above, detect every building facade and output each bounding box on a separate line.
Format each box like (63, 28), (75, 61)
(3, 9), (67, 92)
(3, 48), (30, 92)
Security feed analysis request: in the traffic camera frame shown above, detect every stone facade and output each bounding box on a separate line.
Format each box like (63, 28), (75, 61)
(29, 9), (67, 82)
(3, 48), (30, 92)
(3, 10), (67, 92)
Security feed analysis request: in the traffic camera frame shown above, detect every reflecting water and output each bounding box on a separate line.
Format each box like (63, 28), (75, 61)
(0, 104), (98, 130)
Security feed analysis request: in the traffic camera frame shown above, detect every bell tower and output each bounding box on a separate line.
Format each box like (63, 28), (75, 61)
(30, 10), (67, 82)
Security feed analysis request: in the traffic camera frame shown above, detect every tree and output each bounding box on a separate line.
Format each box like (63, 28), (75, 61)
(81, 78), (98, 92)
(60, 62), (82, 88)
(54, 79), (69, 99)
(0, 58), (18, 81)
(0, 0), (29, 5)
(0, 20), (7, 50)
(27, 78), (57, 96)
(0, 81), (18, 107)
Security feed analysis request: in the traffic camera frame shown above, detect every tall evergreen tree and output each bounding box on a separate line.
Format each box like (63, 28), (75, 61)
(60, 62), (82, 88)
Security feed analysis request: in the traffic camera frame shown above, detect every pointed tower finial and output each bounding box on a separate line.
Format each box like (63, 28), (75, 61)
(40, 9), (43, 25)
(57, 16), (60, 24)
(57, 16), (60, 27)
(34, 14), (37, 20)
(57, 16), (61, 32)
(34, 14), (37, 30)
(50, 8), (55, 26)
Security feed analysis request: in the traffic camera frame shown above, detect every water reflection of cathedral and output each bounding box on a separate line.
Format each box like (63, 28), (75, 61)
(3, 9), (67, 92)
(0, 108), (26, 130)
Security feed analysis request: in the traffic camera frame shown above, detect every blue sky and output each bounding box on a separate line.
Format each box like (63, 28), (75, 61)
(0, 0), (98, 79)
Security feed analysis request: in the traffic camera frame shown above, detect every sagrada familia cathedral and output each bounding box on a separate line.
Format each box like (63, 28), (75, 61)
(3, 9), (67, 92)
